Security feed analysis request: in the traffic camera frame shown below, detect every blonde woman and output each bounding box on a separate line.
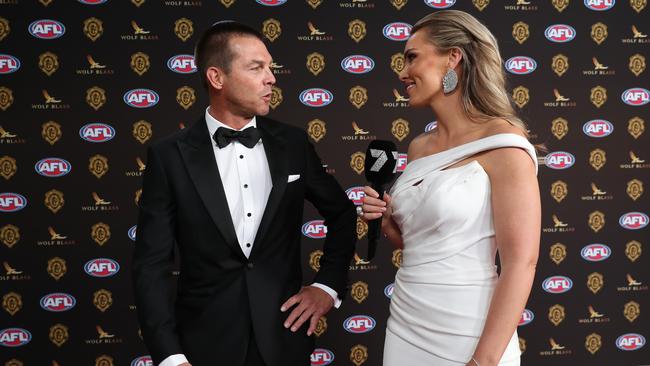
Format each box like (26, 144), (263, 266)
(360, 11), (540, 366)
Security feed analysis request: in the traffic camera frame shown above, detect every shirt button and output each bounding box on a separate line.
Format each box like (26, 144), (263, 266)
(247, 262), (254, 269)
(244, 184), (248, 188)
(246, 243), (251, 248)
(247, 213), (252, 217)
(239, 155), (244, 159)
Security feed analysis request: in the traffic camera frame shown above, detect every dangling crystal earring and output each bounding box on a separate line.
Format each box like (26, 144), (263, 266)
(442, 68), (458, 94)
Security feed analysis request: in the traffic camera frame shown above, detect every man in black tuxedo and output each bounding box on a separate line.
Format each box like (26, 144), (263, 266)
(132, 21), (357, 366)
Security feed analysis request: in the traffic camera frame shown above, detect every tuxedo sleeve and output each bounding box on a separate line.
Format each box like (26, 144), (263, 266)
(301, 131), (357, 298)
(132, 145), (183, 363)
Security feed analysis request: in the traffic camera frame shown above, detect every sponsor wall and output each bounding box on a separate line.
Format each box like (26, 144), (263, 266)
(0, 0), (648, 365)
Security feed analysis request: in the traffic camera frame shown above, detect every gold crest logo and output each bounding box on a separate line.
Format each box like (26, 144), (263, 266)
(130, 52), (150, 76)
(591, 22), (608, 45)
(350, 344), (368, 366)
(45, 189), (64, 214)
(390, 53), (405, 76)
(589, 148), (606, 171)
(351, 281), (369, 304)
(0, 224), (20, 248)
(348, 19), (367, 43)
(314, 316), (327, 337)
(590, 85), (607, 108)
(39, 52), (59, 76)
(83, 17), (104, 42)
(307, 119), (326, 143)
(49, 324), (69, 347)
(551, 117), (569, 140)
(220, 0), (235, 7)
(548, 304), (565, 326)
(306, 52), (325, 76)
(5, 359), (23, 366)
(585, 333), (602, 355)
(309, 250), (323, 272)
(625, 240), (641, 262)
(519, 337), (526, 353)
(47, 257), (67, 280)
(132, 0), (145, 6)
(350, 152), (365, 175)
(391, 118), (410, 142)
(269, 86), (283, 110)
(262, 18), (281, 42)
(0, 156), (16, 180)
(552, 54), (569, 77)
(0, 86), (14, 111)
(628, 116), (645, 139)
(512, 86), (530, 108)
(89, 154), (109, 178)
(356, 217), (368, 240)
(2, 292), (22, 316)
(174, 18), (194, 42)
(0, 17), (9, 42)
(630, 0), (647, 13)
(135, 189), (142, 206)
(512, 21), (529, 44)
(95, 355), (114, 366)
(629, 54), (646, 77)
(392, 249), (402, 268)
(42, 121), (62, 145)
(349, 86), (368, 109)
(473, 0), (489, 11)
(390, 0), (407, 10)
(94, 289), (113, 312)
(627, 179), (643, 201)
(86, 86), (106, 111)
(550, 181), (568, 203)
(133, 120), (152, 144)
(587, 272), (604, 294)
(552, 0), (570, 12)
(624, 301), (640, 322)
(91, 222), (111, 246)
(588, 211), (605, 233)
(176, 86), (196, 110)
(549, 243), (567, 265)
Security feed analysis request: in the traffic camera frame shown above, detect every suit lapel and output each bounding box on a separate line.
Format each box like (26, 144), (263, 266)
(177, 118), (245, 260)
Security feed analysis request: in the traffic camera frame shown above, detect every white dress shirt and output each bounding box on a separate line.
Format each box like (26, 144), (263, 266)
(158, 108), (340, 366)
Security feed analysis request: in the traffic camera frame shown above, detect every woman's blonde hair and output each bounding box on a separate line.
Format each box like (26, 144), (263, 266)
(412, 10), (529, 138)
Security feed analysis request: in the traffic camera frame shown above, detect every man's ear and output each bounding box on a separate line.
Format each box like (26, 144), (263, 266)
(206, 66), (225, 90)
(447, 48), (463, 69)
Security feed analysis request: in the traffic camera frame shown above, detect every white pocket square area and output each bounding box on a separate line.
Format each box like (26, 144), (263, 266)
(287, 174), (301, 183)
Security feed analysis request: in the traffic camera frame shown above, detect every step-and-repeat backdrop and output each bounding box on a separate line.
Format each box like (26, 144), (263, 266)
(1, 0), (648, 365)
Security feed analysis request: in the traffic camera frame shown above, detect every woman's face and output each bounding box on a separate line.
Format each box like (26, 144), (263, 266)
(399, 30), (451, 107)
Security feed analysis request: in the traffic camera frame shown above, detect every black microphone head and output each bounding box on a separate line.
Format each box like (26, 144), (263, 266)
(365, 140), (398, 186)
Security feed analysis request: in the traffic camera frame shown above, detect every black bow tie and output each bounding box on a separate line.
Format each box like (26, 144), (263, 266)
(213, 126), (262, 149)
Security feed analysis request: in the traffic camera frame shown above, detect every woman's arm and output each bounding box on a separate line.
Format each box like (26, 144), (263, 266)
(361, 188), (403, 249)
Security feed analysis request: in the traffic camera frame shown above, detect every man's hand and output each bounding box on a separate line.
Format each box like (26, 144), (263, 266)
(280, 286), (335, 336)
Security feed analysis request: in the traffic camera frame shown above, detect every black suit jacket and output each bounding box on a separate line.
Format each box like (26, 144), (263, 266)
(132, 116), (357, 366)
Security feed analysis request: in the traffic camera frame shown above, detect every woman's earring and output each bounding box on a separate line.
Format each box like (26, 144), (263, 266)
(442, 68), (458, 94)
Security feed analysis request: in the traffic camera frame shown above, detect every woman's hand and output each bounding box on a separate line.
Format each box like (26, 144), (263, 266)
(360, 186), (403, 248)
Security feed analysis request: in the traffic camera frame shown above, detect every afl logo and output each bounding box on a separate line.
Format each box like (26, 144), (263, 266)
(542, 275), (573, 294)
(310, 348), (334, 366)
(424, 0), (456, 8)
(84, 258), (120, 277)
(346, 186), (366, 206)
(619, 212), (649, 230)
(425, 121), (438, 132)
(544, 24), (576, 43)
(128, 225), (137, 241)
(0, 193), (27, 212)
(621, 88), (650, 106)
(584, 0), (615, 11)
(545, 151), (575, 169)
(343, 315), (376, 334)
(29, 19), (65, 39)
(0, 328), (31, 347)
(40, 293), (76, 312)
(383, 22), (412, 41)
(167, 54), (197, 74)
(131, 356), (154, 366)
(341, 55), (375, 74)
(78, 0), (109, 3)
(396, 153), (408, 172)
(80, 123), (116, 142)
(581, 244), (611, 262)
(35, 158), (71, 177)
(384, 283), (394, 299)
(0, 54), (20, 74)
(124, 89), (159, 108)
(302, 220), (327, 239)
(519, 309), (534, 326)
(505, 56), (537, 75)
(616, 333), (645, 351)
(582, 119), (613, 138)
(299, 88), (333, 107)
(256, 0), (287, 5)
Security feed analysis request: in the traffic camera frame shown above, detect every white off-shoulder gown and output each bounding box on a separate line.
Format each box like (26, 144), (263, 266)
(383, 133), (537, 366)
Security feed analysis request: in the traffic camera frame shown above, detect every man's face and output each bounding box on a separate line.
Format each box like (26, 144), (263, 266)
(220, 36), (276, 117)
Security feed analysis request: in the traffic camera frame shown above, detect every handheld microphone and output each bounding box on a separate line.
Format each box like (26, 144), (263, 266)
(364, 140), (398, 260)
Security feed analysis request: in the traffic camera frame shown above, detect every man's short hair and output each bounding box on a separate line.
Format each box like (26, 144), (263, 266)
(194, 20), (264, 89)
